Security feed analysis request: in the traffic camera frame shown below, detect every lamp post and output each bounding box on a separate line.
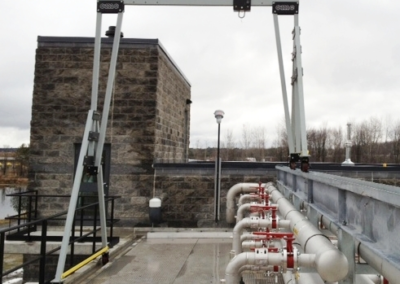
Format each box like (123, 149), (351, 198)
(214, 110), (224, 223)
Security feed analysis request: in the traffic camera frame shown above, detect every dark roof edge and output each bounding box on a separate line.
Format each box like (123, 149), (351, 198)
(37, 36), (191, 86)
(157, 41), (191, 87)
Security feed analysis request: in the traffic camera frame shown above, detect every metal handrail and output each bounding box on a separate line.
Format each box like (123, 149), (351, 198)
(1, 192), (120, 284)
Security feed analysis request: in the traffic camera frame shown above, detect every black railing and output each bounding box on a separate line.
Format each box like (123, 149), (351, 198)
(1, 191), (120, 284)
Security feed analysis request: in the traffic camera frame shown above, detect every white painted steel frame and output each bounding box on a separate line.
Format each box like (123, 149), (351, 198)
(273, 13), (308, 158)
(122, 0), (298, 6)
(53, 11), (124, 284)
(55, 0), (306, 280)
(273, 14), (294, 154)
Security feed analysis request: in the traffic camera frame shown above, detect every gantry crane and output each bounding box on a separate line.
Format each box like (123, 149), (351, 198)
(53, 1), (308, 282)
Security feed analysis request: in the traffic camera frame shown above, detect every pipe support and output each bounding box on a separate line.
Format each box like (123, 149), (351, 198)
(265, 184), (348, 282)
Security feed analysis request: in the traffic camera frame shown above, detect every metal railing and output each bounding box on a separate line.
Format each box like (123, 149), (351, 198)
(1, 191), (120, 284)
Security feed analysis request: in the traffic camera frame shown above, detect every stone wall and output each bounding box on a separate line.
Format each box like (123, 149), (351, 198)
(138, 165), (277, 227)
(29, 36), (191, 222)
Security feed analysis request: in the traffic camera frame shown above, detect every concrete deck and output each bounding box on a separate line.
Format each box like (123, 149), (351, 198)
(80, 231), (283, 284)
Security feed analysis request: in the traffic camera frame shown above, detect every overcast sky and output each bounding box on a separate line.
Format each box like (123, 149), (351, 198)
(1, 1), (400, 149)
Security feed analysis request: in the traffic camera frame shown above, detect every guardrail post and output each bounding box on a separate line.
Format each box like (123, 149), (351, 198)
(338, 189), (347, 225)
(0, 232), (4, 282)
(307, 179), (313, 203)
(70, 217), (76, 269)
(110, 198), (115, 240)
(39, 220), (47, 284)
(338, 228), (354, 284)
(34, 190), (38, 231)
(292, 174), (297, 192)
(17, 190), (22, 232)
(93, 203), (98, 254)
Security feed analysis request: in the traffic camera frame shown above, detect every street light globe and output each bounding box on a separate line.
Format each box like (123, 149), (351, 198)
(214, 110), (225, 124)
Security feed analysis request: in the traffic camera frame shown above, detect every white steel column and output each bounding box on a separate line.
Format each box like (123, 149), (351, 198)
(53, 9), (124, 282)
(273, 14), (294, 154)
(95, 12), (124, 248)
(53, 110), (95, 282)
(293, 15), (308, 157)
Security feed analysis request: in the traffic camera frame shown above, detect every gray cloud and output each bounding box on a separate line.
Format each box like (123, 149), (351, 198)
(1, 1), (400, 148)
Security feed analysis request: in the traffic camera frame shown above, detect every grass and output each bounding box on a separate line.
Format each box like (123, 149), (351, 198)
(3, 254), (23, 272)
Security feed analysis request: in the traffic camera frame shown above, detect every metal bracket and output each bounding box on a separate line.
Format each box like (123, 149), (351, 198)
(88, 131), (100, 142)
(272, 2), (299, 15)
(92, 111), (101, 121)
(83, 155), (95, 166)
(97, 1), (125, 14)
(234, 0), (251, 11)
(86, 166), (99, 176)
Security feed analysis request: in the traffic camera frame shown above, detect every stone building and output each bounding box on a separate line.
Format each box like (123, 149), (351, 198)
(29, 36), (191, 225)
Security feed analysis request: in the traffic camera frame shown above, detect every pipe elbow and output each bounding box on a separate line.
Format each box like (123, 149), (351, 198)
(315, 248), (348, 282)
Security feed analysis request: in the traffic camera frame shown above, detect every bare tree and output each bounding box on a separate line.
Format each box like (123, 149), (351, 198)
(328, 126), (344, 163)
(251, 126), (267, 161)
(389, 120), (400, 163)
(352, 118), (382, 163)
(241, 124), (251, 160)
(225, 128), (236, 161)
(272, 122), (288, 161)
(15, 144), (29, 177)
(1, 145), (10, 176)
(307, 125), (328, 162)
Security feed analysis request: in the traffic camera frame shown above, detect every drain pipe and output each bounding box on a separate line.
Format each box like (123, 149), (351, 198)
(265, 184), (348, 282)
(232, 217), (291, 255)
(226, 183), (268, 224)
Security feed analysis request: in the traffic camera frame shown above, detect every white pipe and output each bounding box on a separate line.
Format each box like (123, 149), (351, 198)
(226, 183), (269, 223)
(241, 238), (282, 251)
(356, 241), (398, 284)
(225, 252), (315, 283)
(265, 184), (348, 282)
(238, 265), (274, 274)
(282, 271), (325, 284)
(238, 194), (261, 206)
(322, 215), (392, 284)
(296, 273), (325, 284)
(232, 217), (291, 254)
(236, 203), (252, 222)
(356, 274), (382, 284)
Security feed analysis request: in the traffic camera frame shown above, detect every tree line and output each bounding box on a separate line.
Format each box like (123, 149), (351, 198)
(189, 117), (400, 164)
(0, 144), (29, 177)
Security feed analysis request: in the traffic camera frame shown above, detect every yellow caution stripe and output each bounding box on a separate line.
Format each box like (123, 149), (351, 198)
(62, 246), (109, 279)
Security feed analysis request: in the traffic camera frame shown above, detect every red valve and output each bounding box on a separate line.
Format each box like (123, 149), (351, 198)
(252, 232), (296, 269)
(250, 205), (277, 212)
(253, 232), (293, 238)
(285, 236), (295, 269)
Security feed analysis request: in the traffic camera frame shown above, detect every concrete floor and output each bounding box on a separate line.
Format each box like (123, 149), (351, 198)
(83, 232), (284, 284)
(85, 237), (232, 284)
